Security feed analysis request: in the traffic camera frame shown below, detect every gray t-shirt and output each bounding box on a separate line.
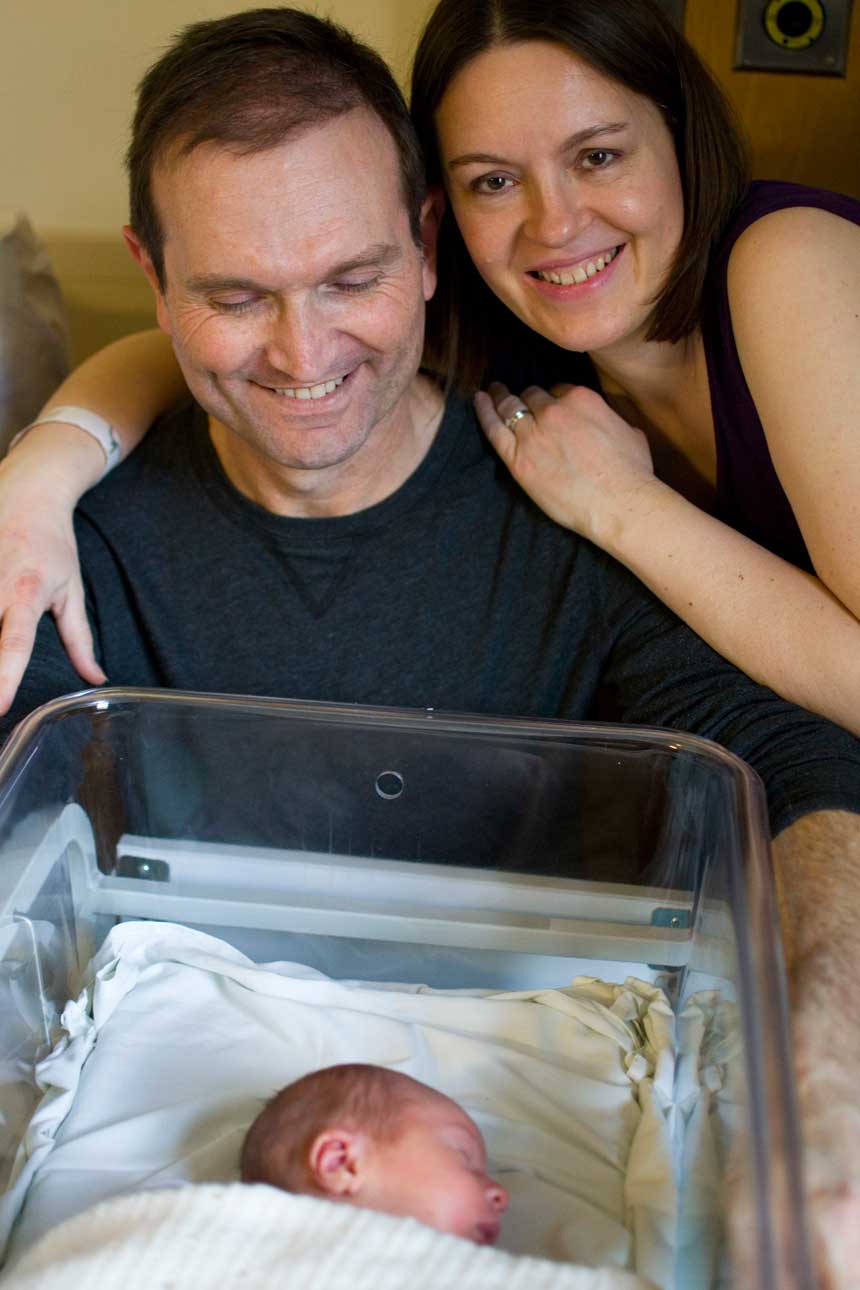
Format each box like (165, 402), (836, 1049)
(11, 395), (860, 845)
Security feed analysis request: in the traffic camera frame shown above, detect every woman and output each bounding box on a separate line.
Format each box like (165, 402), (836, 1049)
(2, 0), (860, 729)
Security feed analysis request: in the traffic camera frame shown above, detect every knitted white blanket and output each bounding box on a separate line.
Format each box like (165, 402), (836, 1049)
(7, 1183), (656, 1290)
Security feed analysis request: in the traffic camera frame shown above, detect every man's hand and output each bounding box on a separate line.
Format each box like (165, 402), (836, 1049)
(773, 811), (860, 1289)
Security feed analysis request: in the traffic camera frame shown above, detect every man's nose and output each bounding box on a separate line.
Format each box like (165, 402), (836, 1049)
(487, 1180), (509, 1212)
(264, 300), (326, 378)
(523, 180), (584, 247)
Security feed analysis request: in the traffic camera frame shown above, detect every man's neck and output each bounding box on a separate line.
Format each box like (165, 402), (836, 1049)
(207, 374), (445, 518)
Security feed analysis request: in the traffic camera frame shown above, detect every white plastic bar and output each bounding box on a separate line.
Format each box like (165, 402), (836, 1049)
(89, 877), (691, 963)
(114, 834), (691, 924)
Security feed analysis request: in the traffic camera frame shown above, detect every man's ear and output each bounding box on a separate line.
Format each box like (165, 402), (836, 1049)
(308, 1129), (366, 1197)
(123, 225), (171, 335)
(419, 186), (446, 303)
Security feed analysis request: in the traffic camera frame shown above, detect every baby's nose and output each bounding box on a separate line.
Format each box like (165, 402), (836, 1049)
(487, 1180), (509, 1212)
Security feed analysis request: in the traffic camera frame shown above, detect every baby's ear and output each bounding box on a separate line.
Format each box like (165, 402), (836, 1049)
(308, 1129), (365, 1197)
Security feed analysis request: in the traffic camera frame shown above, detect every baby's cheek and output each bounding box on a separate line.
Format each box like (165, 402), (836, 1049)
(443, 1183), (485, 1236)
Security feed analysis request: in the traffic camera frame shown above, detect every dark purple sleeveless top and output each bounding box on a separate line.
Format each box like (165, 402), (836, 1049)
(701, 180), (860, 572)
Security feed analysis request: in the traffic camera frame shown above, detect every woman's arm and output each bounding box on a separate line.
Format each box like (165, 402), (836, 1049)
(727, 206), (860, 620)
(0, 329), (185, 712)
(598, 472), (860, 734)
(475, 207), (860, 734)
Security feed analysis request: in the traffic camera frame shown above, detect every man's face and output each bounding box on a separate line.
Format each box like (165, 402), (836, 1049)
(127, 109), (436, 495)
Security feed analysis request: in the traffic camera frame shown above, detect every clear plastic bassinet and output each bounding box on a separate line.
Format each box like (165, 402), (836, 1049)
(0, 688), (814, 1289)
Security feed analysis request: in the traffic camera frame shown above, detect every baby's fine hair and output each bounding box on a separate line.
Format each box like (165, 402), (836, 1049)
(240, 1063), (437, 1192)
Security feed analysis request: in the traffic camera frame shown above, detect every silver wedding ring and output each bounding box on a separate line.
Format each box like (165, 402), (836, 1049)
(504, 406), (531, 432)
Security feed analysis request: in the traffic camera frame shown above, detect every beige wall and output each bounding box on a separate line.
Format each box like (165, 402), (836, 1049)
(7, 1), (857, 364)
(1, 0), (433, 363)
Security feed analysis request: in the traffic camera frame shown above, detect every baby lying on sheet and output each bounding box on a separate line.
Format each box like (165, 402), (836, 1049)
(240, 1062), (509, 1246)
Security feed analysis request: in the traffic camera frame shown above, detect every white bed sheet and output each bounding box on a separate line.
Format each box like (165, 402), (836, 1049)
(0, 922), (691, 1286)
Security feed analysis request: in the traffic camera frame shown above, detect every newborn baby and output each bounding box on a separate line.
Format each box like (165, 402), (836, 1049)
(241, 1062), (508, 1245)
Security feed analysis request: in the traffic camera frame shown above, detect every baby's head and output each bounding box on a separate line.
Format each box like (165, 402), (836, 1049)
(240, 1063), (508, 1245)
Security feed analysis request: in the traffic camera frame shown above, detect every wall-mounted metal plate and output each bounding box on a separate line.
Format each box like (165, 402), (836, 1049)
(735, 0), (854, 75)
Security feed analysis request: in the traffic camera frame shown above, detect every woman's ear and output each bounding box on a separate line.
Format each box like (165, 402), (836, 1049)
(420, 186), (446, 302)
(308, 1129), (365, 1197)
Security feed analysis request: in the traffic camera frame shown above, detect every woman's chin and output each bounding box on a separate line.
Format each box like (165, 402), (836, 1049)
(511, 295), (649, 358)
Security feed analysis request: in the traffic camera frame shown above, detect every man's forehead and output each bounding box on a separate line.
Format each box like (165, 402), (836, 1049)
(150, 108), (412, 284)
(152, 106), (403, 210)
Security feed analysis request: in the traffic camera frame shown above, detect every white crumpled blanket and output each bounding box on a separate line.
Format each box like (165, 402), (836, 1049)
(0, 923), (734, 1289)
(6, 1181), (657, 1290)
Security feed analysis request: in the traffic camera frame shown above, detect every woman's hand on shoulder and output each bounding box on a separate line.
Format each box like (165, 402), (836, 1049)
(728, 204), (860, 618)
(0, 435), (105, 714)
(474, 380), (660, 550)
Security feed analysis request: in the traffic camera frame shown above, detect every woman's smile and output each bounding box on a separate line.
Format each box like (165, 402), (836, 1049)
(526, 242), (624, 293)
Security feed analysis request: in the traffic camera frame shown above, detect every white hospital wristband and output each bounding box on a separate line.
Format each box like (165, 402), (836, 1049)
(10, 405), (122, 474)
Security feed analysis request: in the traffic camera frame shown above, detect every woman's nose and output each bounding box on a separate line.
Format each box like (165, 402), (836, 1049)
(487, 1180), (509, 1212)
(524, 183), (583, 247)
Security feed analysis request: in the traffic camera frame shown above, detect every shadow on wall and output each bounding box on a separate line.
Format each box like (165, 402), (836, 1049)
(0, 213), (70, 453)
(42, 231), (156, 368)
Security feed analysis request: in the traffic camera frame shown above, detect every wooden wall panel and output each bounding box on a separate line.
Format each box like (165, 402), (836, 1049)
(684, 1), (860, 196)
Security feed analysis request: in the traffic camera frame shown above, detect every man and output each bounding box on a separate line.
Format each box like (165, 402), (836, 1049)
(1, 10), (859, 1283)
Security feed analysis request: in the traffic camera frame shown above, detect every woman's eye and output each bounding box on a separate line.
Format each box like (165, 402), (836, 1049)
(581, 149), (617, 170)
(472, 174), (514, 195)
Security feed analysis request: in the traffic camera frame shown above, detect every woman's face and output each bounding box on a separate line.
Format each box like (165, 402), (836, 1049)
(436, 40), (685, 359)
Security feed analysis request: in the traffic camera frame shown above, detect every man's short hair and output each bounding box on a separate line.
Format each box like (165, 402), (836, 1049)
(240, 1064), (435, 1192)
(127, 7), (426, 287)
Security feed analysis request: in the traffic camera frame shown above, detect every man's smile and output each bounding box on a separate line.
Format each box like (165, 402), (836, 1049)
(247, 366), (360, 409)
(263, 375), (346, 400)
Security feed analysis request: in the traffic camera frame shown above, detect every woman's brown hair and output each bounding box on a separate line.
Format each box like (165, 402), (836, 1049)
(411, 0), (749, 392)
